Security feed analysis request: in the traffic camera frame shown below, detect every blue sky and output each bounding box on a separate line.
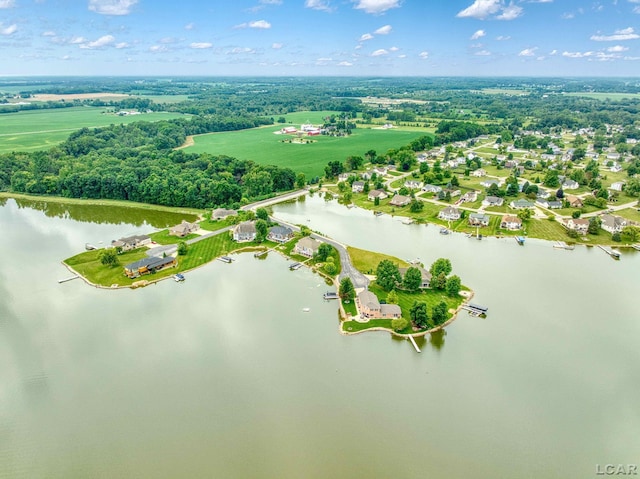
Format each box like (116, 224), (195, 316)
(1, 0), (640, 76)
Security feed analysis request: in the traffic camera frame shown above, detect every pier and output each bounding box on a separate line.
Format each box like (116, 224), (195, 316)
(461, 303), (488, 317)
(58, 275), (79, 284)
(598, 245), (620, 259)
(553, 241), (574, 250)
(515, 236), (525, 245)
(323, 292), (339, 300)
(254, 250), (268, 258)
(218, 256), (234, 263)
(289, 262), (302, 270)
(408, 335), (421, 353)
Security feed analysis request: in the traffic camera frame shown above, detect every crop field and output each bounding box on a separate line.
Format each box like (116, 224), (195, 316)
(187, 122), (429, 178)
(0, 107), (187, 153)
(564, 92), (640, 101)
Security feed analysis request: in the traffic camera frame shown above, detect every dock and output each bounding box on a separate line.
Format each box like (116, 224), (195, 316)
(553, 241), (574, 250)
(515, 236), (525, 245)
(633, 244), (640, 251)
(58, 275), (79, 284)
(254, 250), (268, 258)
(218, 256), (234, 263)
(461, 303), (488, 317)
(323, 292), (339, 300)
(289, 262), (302, 270)
(85, 243), (97, 251)
(598, 245), (620, 259)
(408, 335), (421, 353)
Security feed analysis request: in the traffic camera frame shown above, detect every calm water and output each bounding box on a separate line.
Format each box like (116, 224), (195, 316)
(1, 196), (639, 479)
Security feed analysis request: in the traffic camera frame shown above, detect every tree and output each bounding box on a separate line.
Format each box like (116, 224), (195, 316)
(315, 243), (334, 262)
(324, 263), (337, 275)
(255, 219), (268, 242)
(391, 317), (409, 332)
(556, 188), (564, 199)
(402, 267), (423, 292)
(622, 225), (640, 242)
(544, 170), (559, 188)
(339, 277), (355, 301)
(99, 248), (118, 266)
(409, 199), (424, 213)
(376, 259), (402, 292)
(295, 172), (306, 189)
(588, 216), (601, 235)
(386, 290), (399, 304)
(429, 258), (452, 278)
(374, 196), (380, 206)
(409, 301), (430, 329)
(431, 301), (449, 326)
(571, 210), (581, 219)
(177, 241), (188, 256)
(433, 272), (447, 290)
(445, 275), (461, 297)
(517, 208), (532, 221)
(256, 207), (269, 222)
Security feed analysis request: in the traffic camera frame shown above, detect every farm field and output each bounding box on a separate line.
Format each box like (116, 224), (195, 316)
(564, 92), (640, 100)
(187, 115), (430, 178)
(0, 107), (187, 153)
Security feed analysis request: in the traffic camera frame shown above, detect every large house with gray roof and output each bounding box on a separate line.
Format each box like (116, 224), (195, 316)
(357, 290), (402, 319)
(232, 221), (257, 242)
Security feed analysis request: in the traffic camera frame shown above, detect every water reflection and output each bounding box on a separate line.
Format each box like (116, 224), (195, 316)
(429, 329), (446, 351)
(12, 197), (197, 228)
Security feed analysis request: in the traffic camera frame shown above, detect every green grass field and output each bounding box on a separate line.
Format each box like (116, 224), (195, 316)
(186, 116), (429, 178)
(564, 92), (640, 101)
(0, 107), (187, 153)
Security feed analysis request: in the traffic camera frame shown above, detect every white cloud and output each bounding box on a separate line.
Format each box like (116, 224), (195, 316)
(457, 0), (501, 19)
(419, 51), (429, 59)
(229, 47), (256, 54)
(633, 6), (640, 13)
(359, 33), (374, 41)
(475, 50), (492, 55)
(519, 47), (537, 56)
(398, 54), (406, 58)
(190, 42), (213, 49)
(0, 23), (17, 35)
(42, 31), (56, 37)
(353, 0), (401, 14)
(496, 35), (511, 40)
(70, 36), (87, 44)
(0, 0), (15, 7)
(250, 20), (271, 28)
(549, 49), (558, 55)
(305, 0), (333, 12)
(389, 46), (399, 51)
(591, 27), (640, 41)
(184, 23), (195, 30)
(338, 61), (353, 66)
(607, 45), (629, 52)
(371, 48), (388, 56)
(496, 3), (523, 20)
(562, 51), (593, 58)
(80, 34), (115, 49)
(149, 45), (168, 53)
(88, 0), (138, 16)
(260, 0), (282, 4)
(272, 42), (283, 49)
(374, 24), (392, 34)
(470, 29), (486, 40)
(115, 42), (129, 48)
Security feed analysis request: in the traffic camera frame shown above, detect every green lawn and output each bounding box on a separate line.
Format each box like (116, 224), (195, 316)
(342, 299), (357, 316)
(149, 229), (199, 245)
(347, 246), (409, 275)
(0, 107), (188, 153)
(343, 319), (394, 333)
(186, 116), (429, 178)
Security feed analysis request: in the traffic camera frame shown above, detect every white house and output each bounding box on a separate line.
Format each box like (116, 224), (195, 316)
(438, 206), (461, 221)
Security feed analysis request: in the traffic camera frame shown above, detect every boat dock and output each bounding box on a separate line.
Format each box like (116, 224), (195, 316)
(58, 275), (79, 284)
(323, 292), (339, 300)
(254, 250), (268, 258)
(408, 335), (421, 353)
(633, 244), (640, 251)
(218, 256), (234, 263)
(598, 245), (620, 259)
(515, 236), (525, 245)
(553, 241), (574, 250)
(461, 303), (488, 317)
(289, 262), (302, 270)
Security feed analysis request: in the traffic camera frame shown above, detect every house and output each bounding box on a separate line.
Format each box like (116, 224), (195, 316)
(169, 220), (199, 237)
(233, 221), (257, 242)
(337, 173), (352, 182)
(357, 290), (402, 319)
(404, 180), (423, 190)
(509, 199), (535, 209)
(352, 181), (365, 193)
(468, 213), (490, 227)
(600, 214), (627, 234)
(111, 235), (151, 252)
(501, 215), (522, 230)
(565, 218), (589, 234)
(373, 166), (388, 176)
(389, 195), (411, 207)
(123, 255), (177, 278)
(610, 181), (625, 192)
(566, 195), (583, 208)
(361, 171), (373, 180)
(481, 179), (500, 188)
(471, 168), (487, 177)
(536, 189), (551, 200)
(460, 191), (478, 203)
(422, 184), (442, 194)
(398, 267), (432, 289)
(268, 225), (293, 243)
(562, 179), (580, 190)
(368, 189), (388, 201)
(505, 159), (518, 169)
(438, 206), (461, 221)
(547, 201), (563, 209)
(444, 188), (461, 198)
(606, 152), (621, 161)
(294, 236), (322, 258)
(212, 208), (237, 221)
(610, 163), (623, 173)
(483, 196), (504, 207)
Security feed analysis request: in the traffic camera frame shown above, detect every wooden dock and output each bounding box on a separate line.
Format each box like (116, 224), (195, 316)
(461, 303), (488, 317)
(598, 245), (620, 259)
(254, 250), (268, 258)
(58, 275), (79, 284)
(408, 335), (421, 353)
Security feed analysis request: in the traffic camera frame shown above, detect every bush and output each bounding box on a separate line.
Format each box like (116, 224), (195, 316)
(391, 317), (409, 332)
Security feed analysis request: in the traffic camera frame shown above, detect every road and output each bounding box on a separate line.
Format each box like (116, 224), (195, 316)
(241, 189), (309, 211)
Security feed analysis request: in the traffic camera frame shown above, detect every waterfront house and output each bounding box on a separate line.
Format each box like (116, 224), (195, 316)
(124, 255), (177, 278)
(267, 225), (293, 243)
(169, 220), (199, 237)
(471, 168), (487, 177)
(111, 234), (151, 252)
(509, 199), (534, 209)
(483, 196), (504, 207)
(389, 195), (411, 207)
(368, 189), (388, 201)
(422, 184), (442, 194)
(212, 208), (237, 221)
(600, 214), (627, 234)
(357, 290), (402, 319)
(404, 180), (423, 190)
(565, 218), (589, 234)
(398, 267), (432, 289)
(352, 181), (365, 193)
(293, 236), (322, 258)
(468, 213), (490, 227)
(233, 221), (257, 242)
(438, 206), (461, 221)
(501, 215), (522, 230)
(566, 195), (583, 208)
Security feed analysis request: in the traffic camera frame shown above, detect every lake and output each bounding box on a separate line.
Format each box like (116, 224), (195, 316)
(1, 195), (638, 478)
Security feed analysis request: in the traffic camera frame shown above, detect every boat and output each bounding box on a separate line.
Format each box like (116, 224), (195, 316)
(173, 273), (185, 282)
(515, 236), (525, 245)
(302, 307), (311, 312)
(218, 256), (233, 263)
(439, 228), (450, 235)
(85, 243), (97, 250)
(476, 234), (483, 240)
(374, 211), (383, 216)
(633, 244), (640, 251)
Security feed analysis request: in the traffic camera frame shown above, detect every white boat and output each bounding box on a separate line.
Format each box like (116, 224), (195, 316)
(302, 307), (311, 312)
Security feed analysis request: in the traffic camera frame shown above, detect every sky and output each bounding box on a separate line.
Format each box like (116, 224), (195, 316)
(1, 0), (640, 76)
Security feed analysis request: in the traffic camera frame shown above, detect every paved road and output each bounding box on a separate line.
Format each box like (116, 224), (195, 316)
(241, 189), (308, 211)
